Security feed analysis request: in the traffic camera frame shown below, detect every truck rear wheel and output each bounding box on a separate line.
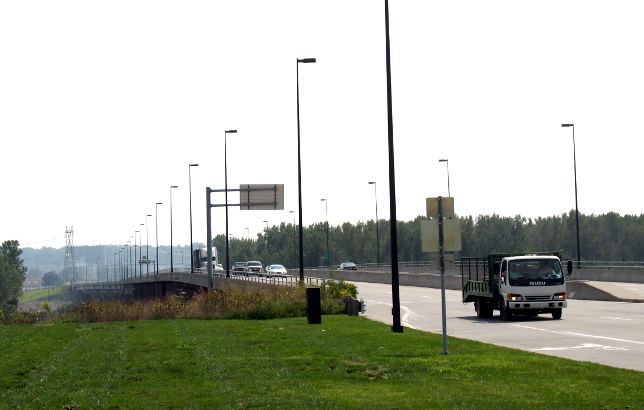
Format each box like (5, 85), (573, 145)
(552, 308), (562, 320)
(475, 299), (493, 318)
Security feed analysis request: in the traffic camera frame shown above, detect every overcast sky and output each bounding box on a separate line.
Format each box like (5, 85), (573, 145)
(1, 1), (642, 249)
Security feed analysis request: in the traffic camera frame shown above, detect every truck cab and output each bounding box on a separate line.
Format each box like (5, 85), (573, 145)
(461, 252), (572, 320)
(497, 255), (568, 320)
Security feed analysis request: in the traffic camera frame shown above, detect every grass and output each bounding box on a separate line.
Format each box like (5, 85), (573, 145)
(20, 287), (69, 303)
(1, 316), (642, 409)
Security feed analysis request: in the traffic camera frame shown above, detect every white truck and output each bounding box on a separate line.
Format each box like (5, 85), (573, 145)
(192, 247), (223, 273)
(461, 252), (573, 320)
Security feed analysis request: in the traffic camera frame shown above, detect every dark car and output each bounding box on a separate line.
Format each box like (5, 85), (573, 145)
(244, 261), (263, 275)
(338, 262), (358, 271)
(232, 262), (245, 274)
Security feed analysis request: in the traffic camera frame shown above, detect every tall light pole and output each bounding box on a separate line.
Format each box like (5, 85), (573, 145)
(170, 185), (178, 273)
(188, 163), (199, 273)
(289, 210), (296, 269)
(245, 227), (249, 240)
(384, 0), (403, 333)
(296, 56), (316, 282)
(134, 231), (140, 278)
(321, 199), (329, 268)
(146, 214), (152, 275)
(224, 129), (238, 278)
(562, 123), (581, 268)
(368, 181), (381, 266)
(439, 159), (451, 197)
(139, 224), (144, 277)
(155, 202), (162, 274)
(127, 240), (132, 279)
(263, 220), (269, 257)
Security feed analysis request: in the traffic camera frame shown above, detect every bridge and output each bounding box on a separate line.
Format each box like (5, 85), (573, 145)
(71, 262), (643, 303)
(72, 269), (324, 300)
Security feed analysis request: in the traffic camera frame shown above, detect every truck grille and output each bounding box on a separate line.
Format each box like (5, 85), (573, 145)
(524, 295), (551, 302)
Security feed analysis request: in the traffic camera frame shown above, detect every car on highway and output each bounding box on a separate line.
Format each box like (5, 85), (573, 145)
(244, 261), (263, 275)
(232, 261), (245, 274)
(265, 264), (288, 277)
(338, 262), (358, 271)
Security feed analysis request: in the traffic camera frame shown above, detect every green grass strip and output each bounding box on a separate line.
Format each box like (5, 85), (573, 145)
(20, 287), (69, 303)
(0, 316), (642, 409)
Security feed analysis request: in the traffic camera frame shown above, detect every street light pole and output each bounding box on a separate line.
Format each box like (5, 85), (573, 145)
(170, 185), (178, 273)
(134, 231), (139, 278)
(139, 224), (144, 277)
(224, 129), (238, 278)
(155, 202), (162, 297)
(439, 159), (451, 197)
(155, 202), (162, 274)
(289, 210), (296, 269)
(146, 214), (152, 276)
(368, 181), (381, 266)
(263, 220), (269, 257)
(189, 163), (199, 273)
(562, 123), (581, 268)
(321, 199), (329, 268)
(245, 227), (249, 240)
(384, 0), (403, 333)
(296, 56), (316, 282)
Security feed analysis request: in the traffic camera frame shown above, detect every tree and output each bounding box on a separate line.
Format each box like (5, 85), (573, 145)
(41, 271), (61, 287)
(0, 240), (27, 311)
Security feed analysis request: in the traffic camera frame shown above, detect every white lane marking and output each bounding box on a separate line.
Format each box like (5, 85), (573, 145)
(600, 317), (634, 321)
(401, 305), (417, 329)
(513, 324), (644, 346)
(364, 299), (419, 329)
(532, 343), (628, 352)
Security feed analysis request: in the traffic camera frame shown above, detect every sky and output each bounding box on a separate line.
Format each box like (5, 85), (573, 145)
(1, 1), (642, 249)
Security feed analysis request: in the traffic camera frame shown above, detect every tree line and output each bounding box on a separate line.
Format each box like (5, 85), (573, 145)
(212, 211), (644, 267)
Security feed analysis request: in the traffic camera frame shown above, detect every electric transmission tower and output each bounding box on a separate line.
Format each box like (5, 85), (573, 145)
(63, 226), (77, 285)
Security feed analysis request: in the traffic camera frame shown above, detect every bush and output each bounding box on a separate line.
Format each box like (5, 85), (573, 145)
(321, 280), (358, 299)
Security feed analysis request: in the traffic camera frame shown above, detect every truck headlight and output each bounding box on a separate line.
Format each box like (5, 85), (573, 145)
(553, 292), (567, 300)
(507, 294), (523, 301)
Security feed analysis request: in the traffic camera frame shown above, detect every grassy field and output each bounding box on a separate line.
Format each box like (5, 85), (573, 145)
(1, 316), (642, 409)
(20, 287), (69, 303)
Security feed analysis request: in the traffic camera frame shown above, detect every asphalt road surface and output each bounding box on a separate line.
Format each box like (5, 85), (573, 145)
(355, 281), (644, 372)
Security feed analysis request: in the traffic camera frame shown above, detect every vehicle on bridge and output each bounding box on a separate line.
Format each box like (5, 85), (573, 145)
(192, 247), (221, 272)
(232, 261), (245, 274)
(244, 261), (263, 276)
(338, 262), (358, 271)
(461, 252), (573, 320)
(265, 264), (288, 277)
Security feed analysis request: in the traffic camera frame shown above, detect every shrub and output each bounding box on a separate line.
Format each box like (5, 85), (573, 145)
(321, 280), (358, 299)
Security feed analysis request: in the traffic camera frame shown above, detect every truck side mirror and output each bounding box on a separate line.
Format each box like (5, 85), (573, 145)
(567, 260), (573, 275)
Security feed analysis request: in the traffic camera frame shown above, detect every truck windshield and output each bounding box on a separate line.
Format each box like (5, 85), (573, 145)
(508, 259), (564, 286)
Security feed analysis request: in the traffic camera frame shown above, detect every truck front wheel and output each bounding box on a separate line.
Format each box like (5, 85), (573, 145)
(552, 308), (562, 320)
(500, 302), (513, 321)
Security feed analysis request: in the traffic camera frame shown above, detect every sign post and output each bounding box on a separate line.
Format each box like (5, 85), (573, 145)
(422, 196), (461, 355)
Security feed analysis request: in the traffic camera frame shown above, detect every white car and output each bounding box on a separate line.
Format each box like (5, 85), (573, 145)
(265, 264), (288, 277)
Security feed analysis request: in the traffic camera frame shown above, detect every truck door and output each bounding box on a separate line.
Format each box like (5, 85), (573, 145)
(499, 260), (508, 293)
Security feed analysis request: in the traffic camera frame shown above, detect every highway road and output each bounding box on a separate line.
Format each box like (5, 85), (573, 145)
(355, 281), (644, 372)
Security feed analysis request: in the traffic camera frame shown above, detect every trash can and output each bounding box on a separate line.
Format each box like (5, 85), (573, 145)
(306, 287), (321, 324)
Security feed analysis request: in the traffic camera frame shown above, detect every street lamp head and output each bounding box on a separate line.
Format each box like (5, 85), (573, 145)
(170, 185), (178, 189)
(189, 163), (199, 167)
(439, 159), (448, 163)
(561, 123), (574, 128)
(298, 58), (317, 64)
(225, 129), (238, 134)
(146, 214), (152, 217)
(156, 202), (162, 205)
(321, 198), (326, 202)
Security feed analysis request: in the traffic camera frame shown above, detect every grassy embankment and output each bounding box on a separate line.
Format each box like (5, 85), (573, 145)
(1, 316), (642, 409)
(19, 286), (69, 303)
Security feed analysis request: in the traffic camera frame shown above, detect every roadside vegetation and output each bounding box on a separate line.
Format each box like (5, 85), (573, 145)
(1, 316), (641, 409)
(2, 280), (358, 325)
